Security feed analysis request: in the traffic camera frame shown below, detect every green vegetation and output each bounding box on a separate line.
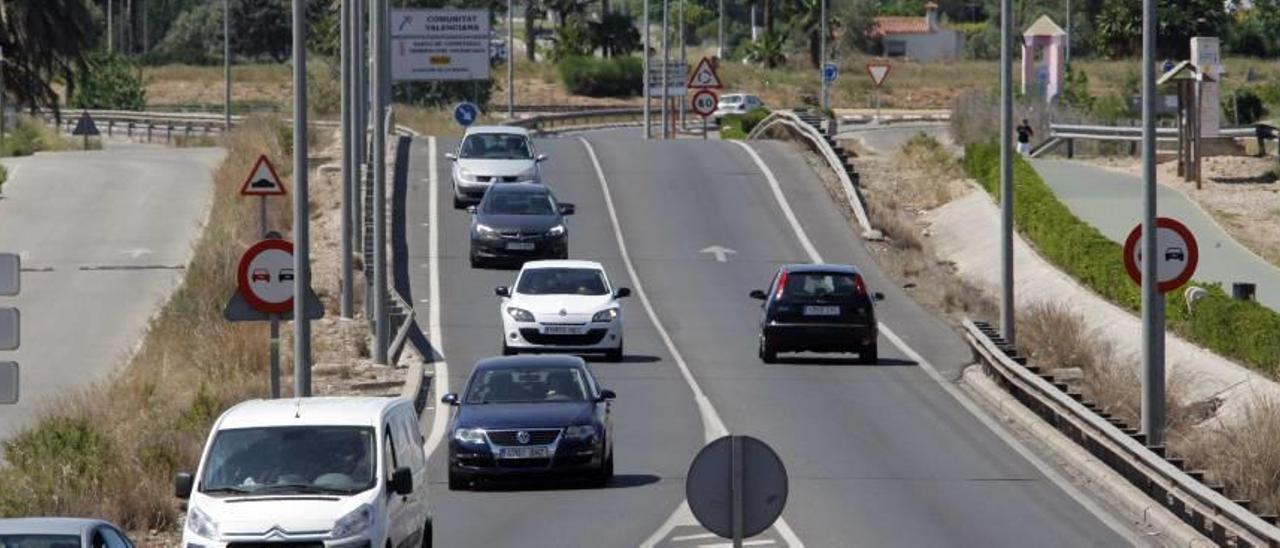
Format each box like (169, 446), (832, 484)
(0, 117), (83, 157)
(965, 143), (1280, 375)
(0, 164), (7, 193)
(557, 56), (642, 97)
(70, 50), (148, 110)
(719, 108), (772, 140)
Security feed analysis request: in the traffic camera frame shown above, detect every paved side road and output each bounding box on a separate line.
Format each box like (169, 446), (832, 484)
(0, 143), (223, 439)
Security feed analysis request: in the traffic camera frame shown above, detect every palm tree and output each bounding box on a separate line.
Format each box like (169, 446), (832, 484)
(0, 0), (97, 119)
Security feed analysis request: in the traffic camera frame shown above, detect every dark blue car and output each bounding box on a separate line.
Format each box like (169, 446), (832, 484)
(442, 355), (615, 490)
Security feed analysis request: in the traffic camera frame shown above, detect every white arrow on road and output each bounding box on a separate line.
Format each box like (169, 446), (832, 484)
(699, 245), (737, 262)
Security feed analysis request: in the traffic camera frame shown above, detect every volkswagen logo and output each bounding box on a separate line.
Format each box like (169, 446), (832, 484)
(516, 430), (531, 444)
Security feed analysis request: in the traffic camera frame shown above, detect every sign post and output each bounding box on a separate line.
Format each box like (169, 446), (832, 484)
(240, 155), (288, 238)
(72, 111), (99, 150)
(691, 90), (718, 139)
(866, 62), (891, 121)
(0, 252), (18, 405)
(687, 57), (723, 140)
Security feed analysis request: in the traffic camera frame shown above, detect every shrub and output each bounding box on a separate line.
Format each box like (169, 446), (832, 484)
(0, 117), (77, 157)
(965, 142), (1280, 375)
(1223, 87), (1268, 125)
(557, 56), (642, 97)
(0, 164), (6, 193)
(549, 17), (595, 62)
(70, 49), (147, 111)
(721, 107), (772, 137)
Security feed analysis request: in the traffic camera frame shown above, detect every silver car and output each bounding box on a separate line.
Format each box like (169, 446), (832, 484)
(712, 93), (766, 125)
(0, 517), (135, 548)
(446, 126), (547, 209)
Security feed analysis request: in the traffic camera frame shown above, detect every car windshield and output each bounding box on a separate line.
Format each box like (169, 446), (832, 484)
(465, 366), (590, 404)
(483, 192), (556, 215)
(199, 426), (376, 495)
(720, 96), (743, 105)
(0, 535), (81, 548)
(516, 268), (608, 295)
(459, 133), (533, 160)
(783, 273), (859, 299)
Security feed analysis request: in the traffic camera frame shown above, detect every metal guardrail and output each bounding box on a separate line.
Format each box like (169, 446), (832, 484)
(964, 318), (1280, 547)
(1049, 123), (1256, 142)
(509, 108), (645, 134)
(40, 108), (418, 142)
(748, 110), (875, 234)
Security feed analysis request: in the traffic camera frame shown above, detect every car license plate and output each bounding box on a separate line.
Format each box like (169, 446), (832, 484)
(803, 305), (840, 316)
(506, 242), (536, 251)
(500, 446), (550, 459)
(543, 325), (585, 335)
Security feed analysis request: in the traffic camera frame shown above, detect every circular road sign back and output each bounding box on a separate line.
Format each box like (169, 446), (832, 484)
(453, 102), (480, 127)
(237, 239), (295, 314)
(1123, 217), (1198, 293)
(686, 435), (788, 539)
(692, 90), (718, 117)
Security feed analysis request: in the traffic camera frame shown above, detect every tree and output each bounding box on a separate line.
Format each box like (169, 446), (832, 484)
(150, 1), (223, 64)
(0, 0), (97, 117)
(229, 0), (291, 62)
(838, 0), (879, 54)
(70, 49), (147, 110)
(591, 13), (642, 57)
(549, 16), (594, 61)
(743, 29), (786, 68)
(790, 0), (830, 68)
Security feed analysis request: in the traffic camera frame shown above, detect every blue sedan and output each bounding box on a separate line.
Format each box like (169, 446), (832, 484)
(442, 355), (615, 490)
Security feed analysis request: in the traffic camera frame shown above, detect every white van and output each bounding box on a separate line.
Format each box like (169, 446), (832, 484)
(175, 397), (431, 548)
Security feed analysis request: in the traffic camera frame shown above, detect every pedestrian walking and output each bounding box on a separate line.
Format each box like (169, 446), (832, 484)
(1016, 119), (1034, 156)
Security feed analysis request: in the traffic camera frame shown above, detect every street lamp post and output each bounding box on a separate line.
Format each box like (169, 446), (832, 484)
(291, 0), (312, 396)
(224, 0), (232, 131)
(1140, 0), (1165, 447)
(999, 0), (1014, 345)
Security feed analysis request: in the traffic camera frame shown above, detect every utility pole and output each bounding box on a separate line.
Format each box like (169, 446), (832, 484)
(678, 0), (686, 130)
(819, 0), (827, 111)
(1, 47), (6, 144)
(291, 0), (313, 397)
(224, 0), (232, 131)
(999, 0), (1014, 345)
(643, 0), (651, 138)
(661, 0), (669, 139)
(1140, 0), (1164, 447)
(507, 0), (514, 118)
(717, 0), (724, 60)
(340, 0), (354, 319)
(1064, 0), (1071, 66)
(354, 0), (365, 255)
(107, 0), (114, 53)
(372, 0), (390, 364)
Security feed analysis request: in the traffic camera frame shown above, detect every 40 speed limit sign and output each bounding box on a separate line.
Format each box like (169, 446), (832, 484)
(691, 90), (718, 117)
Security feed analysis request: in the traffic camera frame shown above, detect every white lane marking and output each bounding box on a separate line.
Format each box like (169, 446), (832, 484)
(733, 140), (1140, 544)
(422, 136), (451, 460)
(698, 541), (775, 548)
(671, 533), (717, 542)
(579, 138), (804, 548)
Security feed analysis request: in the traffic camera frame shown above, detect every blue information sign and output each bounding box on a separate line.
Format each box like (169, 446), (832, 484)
(822, 63), (839, 84)
(453, 102), (480, 127)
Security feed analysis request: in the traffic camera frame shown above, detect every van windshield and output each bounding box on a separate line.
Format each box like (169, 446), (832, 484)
(199, 426), (376, 496)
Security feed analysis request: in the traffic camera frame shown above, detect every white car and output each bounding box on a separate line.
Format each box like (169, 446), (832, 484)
(175, 397), (431, 548)
(712, 93), (766, 125)
(446, 126), (547, 209)
(495, 260), (630, 361)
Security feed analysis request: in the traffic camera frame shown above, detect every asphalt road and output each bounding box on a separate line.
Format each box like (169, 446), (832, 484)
(407, 129), (1132, 547)
(1034, 159), (1280, 311)
(836, 122), (953, 155)
(0, 142), (223, 438)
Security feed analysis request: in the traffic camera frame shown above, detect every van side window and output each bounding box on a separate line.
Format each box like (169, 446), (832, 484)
(99, 527), (131, 548)
(398, 411), (426, 468)
(393, 415), (416, 470)
(384, 428), (398, 479)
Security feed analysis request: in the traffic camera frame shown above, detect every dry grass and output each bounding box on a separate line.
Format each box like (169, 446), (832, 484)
(0, 117), (292, 529)
(143, 64), (292, 112)
(891, 133), (967, 209)
(1173, 398), (1280, 515)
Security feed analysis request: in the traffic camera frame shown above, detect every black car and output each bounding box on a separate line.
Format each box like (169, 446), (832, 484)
(468, 184), (574, 268)
(750, 264), (884, 363)
(441, 355), (615, 490)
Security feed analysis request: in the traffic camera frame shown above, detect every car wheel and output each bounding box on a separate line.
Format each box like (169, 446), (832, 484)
(859, 342), (878, 364)
(421, 518), (433, 548)
(759, 335), (778, 364)
(593, 452), (614, 487)
(502, 342), (517, 356)
(453, 193), (466, 209)
(470, 251), (483, 269)
(448, 469), (467, 491)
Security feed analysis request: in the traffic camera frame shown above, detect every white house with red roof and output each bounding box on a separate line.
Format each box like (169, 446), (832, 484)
(869, 2), (962, 61)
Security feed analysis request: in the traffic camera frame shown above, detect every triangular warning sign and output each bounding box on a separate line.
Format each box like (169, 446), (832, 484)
(240, 155), (287, 196)
(687, 57), (723, 89)
(867, 63), (892, 87)
(72, 112), (99, 136)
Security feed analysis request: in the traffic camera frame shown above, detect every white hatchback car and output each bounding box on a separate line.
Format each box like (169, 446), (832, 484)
(175, 397), (431, 548)
(495, 260), (630, 361)
(446, 126), (547, 208)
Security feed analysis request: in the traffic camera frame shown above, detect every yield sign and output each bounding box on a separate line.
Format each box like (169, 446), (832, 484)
(240, 155), (287, 196)
(867, 63), (892, 87)
(687, 57), (723, 89)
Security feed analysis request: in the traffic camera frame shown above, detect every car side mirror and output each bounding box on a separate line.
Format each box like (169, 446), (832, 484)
(441, 393), (459, 406)
(597, 389), (616, 401)
(559, 203), (575, 215)
(495, 286), (510, 297)
(614, 287), (631, 298)
(466, 205), (478, 214)
(174, 472), (193, 499)
(873, 292), (885, 301)
(445, 153), (457, 161)
(536, 154), (548, 162)
(749, 289), (767, 300)
(389, 466), (413, 495)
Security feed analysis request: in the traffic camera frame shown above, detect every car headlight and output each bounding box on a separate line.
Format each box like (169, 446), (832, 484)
(458, 166), (475, 180)
(592, 308), (618, 322)
(474, 223), (496, 236)
(331, 503), (374, 539)
(453, 427), (487, 444)
(185, 504), (219, 540)
(507, 307), (535, 322)
(564, 424), (597, 440)
(547, 224), (565, 237)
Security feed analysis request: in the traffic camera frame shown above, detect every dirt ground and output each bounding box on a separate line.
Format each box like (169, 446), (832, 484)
(1083, 154), (1280, 266)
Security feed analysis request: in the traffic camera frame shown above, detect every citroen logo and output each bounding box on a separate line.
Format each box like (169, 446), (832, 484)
(264, 526), (287, 540)
(558, 309), (567, 316)
(516, 430), (531, 444)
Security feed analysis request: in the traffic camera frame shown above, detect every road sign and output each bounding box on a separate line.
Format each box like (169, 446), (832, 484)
(867, 62), (892, 87)
(240, 155), (287, 196)
(0, 253), (17, 296)
(0, 362), (15, 405)
(72, 111), (99, 136)
(648, 62), (689, 97)
(390, 9), (491, 81)
(0, 307), (17, 351)
(687, 57), (724, 89)
(687, 435), (788, 541)
(453, 102), (480, 127)
(237, 239), (296, 314)
(691, 90), (718, 118)
(1124, 217), (1199, 293)
(822, 63), (839, 84)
